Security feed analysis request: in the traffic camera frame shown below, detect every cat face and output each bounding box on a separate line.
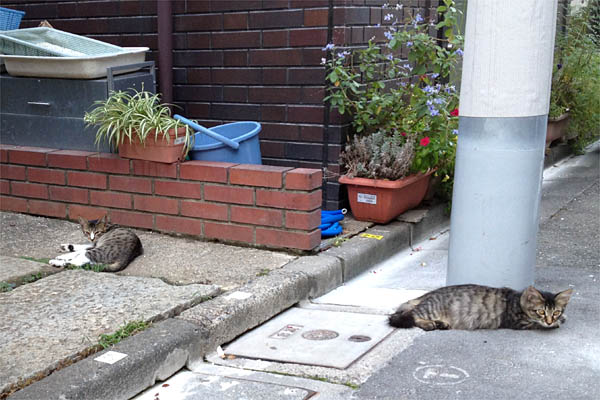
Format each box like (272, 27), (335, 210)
(520, 286), (573, 328)
(78, 215), (109, 242)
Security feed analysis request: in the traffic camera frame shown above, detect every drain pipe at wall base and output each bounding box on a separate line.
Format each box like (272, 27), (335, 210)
(157, 0), (173, 105)
(446, 1), (558, 290)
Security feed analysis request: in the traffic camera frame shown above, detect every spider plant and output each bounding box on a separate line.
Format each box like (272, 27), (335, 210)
(84, 89), (193, 154)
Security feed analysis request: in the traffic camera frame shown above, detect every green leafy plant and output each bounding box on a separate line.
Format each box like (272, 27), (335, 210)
(98, 320), (149, 349)
(0, 281), (16, 292)
(84, 89), (193, 155)
(323, 0), (462, 195)
(64, 263), (106, 273)
(22, 273), (43, 284)
(550, 2), (600, 150)
(340, 131), (414, 180)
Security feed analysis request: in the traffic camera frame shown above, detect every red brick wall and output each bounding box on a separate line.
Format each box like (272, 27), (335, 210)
(0, 144), (322, 251)
(3, 0), (436, 209)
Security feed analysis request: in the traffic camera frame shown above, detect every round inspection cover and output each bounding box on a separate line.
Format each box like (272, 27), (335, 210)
(348, 335), (371, 342)
(301, 329), (339, 341)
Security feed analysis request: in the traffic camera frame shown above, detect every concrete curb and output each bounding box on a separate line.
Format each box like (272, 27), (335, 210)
(8, 204), (450, 400)
(544, 142), (572, 168)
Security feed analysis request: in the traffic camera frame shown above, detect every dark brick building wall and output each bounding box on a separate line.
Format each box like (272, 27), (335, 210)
(3, 0), (436, 209)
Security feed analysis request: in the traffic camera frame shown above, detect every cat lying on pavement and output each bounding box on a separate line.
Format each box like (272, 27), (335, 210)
(49, 215), (143, 272)
(389, 284), (573, 331)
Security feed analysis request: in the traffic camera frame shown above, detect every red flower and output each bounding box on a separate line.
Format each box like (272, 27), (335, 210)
(401, 132), (407, 137)
(450, 108), (459, 117)
(420, 137), (430, 146)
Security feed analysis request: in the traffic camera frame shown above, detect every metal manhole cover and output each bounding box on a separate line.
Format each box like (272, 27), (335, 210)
(224, 308), (394, 369)
(348, 335), (371, 342)
(301, 329), (339, 340)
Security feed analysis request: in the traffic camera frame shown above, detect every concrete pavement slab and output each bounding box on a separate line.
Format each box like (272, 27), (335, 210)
(133, 369), (314, 400)
(0, 212), (296, 288)
(0, 255), (58, 287)
(137, 364), (354, 400)
(0, 270), (219, 396)
(10, 318), (207, 400)
(313, 287), (427, 314)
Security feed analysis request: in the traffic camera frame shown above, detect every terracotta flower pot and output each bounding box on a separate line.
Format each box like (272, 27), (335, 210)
(546, 113), (570, 145)
(339, 170), (434, 224)
(118, 127), (187, 163)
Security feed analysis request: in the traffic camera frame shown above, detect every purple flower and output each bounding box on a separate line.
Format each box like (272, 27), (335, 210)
(386, 54), (394, 61)
(433, 97), (444, 105)
(384, 13), (394, 21)
(428, 106), (440, 117)
(322, 43), (335, 52)
(337, 50), (351, 60)
(453, 129), (459, 135)
(414, 13), (424, 24)
(431, 73), (439, 79)
(444, 85), (456, 93)
(423, 85), (435, 94)
(406, 41), (413, 47)
(384, 31), (393, 40)
(403, 64), (413, 72)
(455, 48), (464, 56)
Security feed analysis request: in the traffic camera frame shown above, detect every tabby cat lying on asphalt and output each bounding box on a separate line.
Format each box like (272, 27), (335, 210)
(389, 284), (573, 331)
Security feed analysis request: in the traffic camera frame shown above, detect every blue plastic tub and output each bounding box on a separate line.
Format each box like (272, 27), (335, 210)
(189, 121), (262, 164)
(0, 7), (25, 31)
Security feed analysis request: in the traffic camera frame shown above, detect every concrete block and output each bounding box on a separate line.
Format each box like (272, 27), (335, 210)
(178, 269), (312, 366)
(323, 221), (411, 281)
(10, 318), (203, 400)
(284, 255), (343, 299)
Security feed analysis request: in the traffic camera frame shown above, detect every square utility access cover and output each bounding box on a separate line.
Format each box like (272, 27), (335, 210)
(224, 307), (393, 369)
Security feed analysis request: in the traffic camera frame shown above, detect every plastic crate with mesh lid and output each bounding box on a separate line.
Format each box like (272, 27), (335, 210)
(0, 27), (125, 57)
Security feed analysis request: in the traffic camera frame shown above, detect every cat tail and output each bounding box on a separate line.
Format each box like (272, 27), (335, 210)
(388, 304), (416, 329)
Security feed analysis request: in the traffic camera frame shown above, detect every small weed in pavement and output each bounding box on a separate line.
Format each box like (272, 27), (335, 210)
(98, 320), (150, 349)
(332, 237), (349, 247)
(0, 281), (16, 292)
(19, 256), (51, 264)
(22, 273), (43, 284)
(256, 268), (270, 277)
(65, 263), (106, 273)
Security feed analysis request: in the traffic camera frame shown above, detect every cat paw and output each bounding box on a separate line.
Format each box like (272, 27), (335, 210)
(55, 253), (74, 261)
(60, 244), (74, 252)
(435, 320), (450, 330)
(49, 258), (67, 267)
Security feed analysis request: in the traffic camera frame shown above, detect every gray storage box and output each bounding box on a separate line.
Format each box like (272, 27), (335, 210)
(0, 63), (155, 152)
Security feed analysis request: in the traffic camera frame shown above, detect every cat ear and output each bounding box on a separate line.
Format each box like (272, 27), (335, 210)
(77, 216), (87, 227)
(521, 286), (544, 307)
(554, 288), (573, 307)
(97, 215), (108, 227)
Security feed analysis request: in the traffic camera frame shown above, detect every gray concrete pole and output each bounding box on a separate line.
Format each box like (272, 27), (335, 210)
(447, 1), (558, 290)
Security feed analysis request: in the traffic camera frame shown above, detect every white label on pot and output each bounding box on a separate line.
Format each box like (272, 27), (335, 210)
(357, 193), (377, 204)
(174, 136), (186, 145)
